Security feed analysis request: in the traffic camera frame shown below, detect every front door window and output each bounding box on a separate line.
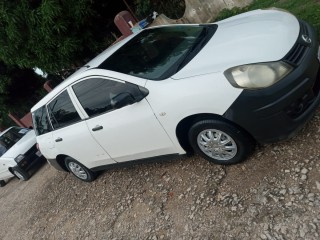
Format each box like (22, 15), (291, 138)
(47, 90), (81, 129)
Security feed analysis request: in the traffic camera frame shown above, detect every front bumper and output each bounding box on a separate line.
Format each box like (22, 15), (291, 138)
(223, 21), (320, 144)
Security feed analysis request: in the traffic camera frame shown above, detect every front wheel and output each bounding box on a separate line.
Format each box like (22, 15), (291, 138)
(65, 157), (96, 182)
(188, 119), (255, 165)
(12, 167), (30, 181)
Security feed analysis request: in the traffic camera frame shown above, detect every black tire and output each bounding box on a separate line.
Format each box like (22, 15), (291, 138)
(65, 157), (96, 182)
(0, 180), (6, 187)
(188, 119), (255, 165)
(12, 167), (30, 181)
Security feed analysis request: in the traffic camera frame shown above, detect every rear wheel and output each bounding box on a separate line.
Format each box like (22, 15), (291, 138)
(12, 167), (30, 181)
(65, 157), (96, 182)
(188, 119), (255, 165)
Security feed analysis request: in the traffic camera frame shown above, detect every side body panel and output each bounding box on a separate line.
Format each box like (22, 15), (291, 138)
(82, 99), (177, 162)
(145, 73), (243, 153)
(50, 121), (115, 168)
(67, 73), (177, 163)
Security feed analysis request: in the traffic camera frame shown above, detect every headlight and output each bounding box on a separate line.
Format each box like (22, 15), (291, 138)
(224, 61), (293, 89)
(14, 154), (25, 163)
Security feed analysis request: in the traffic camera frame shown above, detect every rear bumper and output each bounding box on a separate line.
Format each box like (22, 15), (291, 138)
(223, 21), (320, 144)
(17, 145), (43, 171)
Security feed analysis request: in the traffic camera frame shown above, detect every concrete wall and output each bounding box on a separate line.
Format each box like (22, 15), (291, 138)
(183, 0), (253, 23)
(151, 0), (253, 26)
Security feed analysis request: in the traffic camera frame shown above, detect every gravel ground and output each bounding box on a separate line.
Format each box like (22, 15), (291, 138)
(1, 110), (320, 239)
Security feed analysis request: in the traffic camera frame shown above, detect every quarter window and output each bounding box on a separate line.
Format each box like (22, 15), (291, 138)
(32, 106), (52, 136)
(47, 90), (81, 129)
(72, 78), (132, 117)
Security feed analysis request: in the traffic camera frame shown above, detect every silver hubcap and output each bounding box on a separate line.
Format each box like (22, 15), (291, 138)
(68, 162), (88, 180)
(14, 170), (24, 180)
(197, 129), (237, 161)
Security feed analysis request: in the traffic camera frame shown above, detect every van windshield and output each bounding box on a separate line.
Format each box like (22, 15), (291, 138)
(0, 127), (29, 157)
(99, 25), (217, 80)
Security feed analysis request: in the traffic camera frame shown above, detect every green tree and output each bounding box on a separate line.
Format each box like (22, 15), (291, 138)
(0, 0), (114, 74)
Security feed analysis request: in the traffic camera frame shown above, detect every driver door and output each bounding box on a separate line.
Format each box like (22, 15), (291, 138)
(70, 77), (177, 163)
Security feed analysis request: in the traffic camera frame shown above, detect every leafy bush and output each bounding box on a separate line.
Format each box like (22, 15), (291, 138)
(0, 0), (109, 74)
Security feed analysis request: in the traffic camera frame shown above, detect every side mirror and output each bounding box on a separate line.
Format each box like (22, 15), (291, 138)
(135, 86), (149, 102)
(111, 92), (135, 109)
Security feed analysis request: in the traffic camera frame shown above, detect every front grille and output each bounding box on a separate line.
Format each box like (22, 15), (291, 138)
(284, 43), (307, 66)
(283, 21), (310, 66)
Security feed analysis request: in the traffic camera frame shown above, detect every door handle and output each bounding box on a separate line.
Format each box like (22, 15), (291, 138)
(92, 125), (103, 131)
(55, 137), (63, 142)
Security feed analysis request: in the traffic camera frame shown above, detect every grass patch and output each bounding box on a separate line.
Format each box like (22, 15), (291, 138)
(215, 0), (320, 38)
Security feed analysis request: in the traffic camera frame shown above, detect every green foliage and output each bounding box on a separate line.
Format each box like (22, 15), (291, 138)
(135, 0), (151, 19)
(0, 0), (107, 74)
(215, 0), (320, 39)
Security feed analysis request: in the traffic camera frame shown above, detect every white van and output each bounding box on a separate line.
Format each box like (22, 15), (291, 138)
(0, 127), (43, 186)
(31, 10), (320, 182)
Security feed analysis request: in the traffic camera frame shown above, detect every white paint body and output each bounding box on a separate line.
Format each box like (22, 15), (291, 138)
(0, 128), (37, 180)
(31, 10), (300, 170)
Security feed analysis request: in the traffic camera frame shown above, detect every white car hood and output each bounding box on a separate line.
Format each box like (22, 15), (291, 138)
(1, 130), (36, 159)
(172, 9), (300, 79)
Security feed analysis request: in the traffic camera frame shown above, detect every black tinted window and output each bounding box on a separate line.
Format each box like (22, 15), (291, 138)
(47, 90), (81, 129)
(99, 25), (216, 80)
(32, 106), (52, 136)
(0, 127), (30, 155)
(73, 78), (132, 117)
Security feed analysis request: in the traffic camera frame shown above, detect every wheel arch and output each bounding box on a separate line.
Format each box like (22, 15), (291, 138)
(175, 113), (255, 154)
(55, 154), (70, 172)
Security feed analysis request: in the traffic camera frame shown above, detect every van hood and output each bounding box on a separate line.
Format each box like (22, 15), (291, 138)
(172, 9), (300, 79)
(1, 130), (36, 159)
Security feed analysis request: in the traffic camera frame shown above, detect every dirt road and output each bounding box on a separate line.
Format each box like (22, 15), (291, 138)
(1, 111), (320, 239)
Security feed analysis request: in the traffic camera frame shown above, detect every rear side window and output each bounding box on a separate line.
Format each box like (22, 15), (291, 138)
(72, 78), (131, 118)
(47, 90), (81, 129)
(32, 106), (52, 136)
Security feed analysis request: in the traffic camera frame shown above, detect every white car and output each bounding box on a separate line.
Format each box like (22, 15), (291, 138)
(0, 127), (43, 186)
(31, 9), (320, 182)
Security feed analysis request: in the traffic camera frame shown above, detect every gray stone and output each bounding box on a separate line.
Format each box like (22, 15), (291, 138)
(301, 175), (307, 180)
(260, 234), (267, 239)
